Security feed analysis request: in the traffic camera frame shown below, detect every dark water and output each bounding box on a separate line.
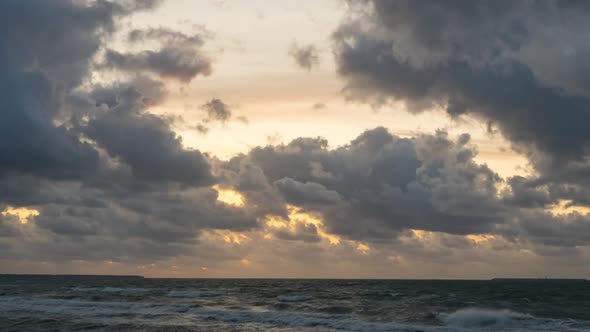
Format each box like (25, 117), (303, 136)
(0, 276), (589, 331)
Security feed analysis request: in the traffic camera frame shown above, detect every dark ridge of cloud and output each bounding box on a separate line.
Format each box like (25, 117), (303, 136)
(121, 0), (164, 12)
(274, 177), (341, 206)
(515, 210), (590, 248)
(89, 75), (168, 110)
(103, 27), (212, 82)
(334, 0), (590, 169)
(344, 0), (531, 63)
(274, 223), (322, 243)
(103, 48), (212, 82)
(128, 27), (207, 45)
(83, 86), (214, 186)
(289, 43), (320, 71)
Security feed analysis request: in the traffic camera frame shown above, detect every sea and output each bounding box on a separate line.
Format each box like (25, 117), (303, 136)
(0, 275), (589, 332)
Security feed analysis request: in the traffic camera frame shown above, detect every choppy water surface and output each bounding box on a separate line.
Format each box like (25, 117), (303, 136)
(0, 276), (589, 331)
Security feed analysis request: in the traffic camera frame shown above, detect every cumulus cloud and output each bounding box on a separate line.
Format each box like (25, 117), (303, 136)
(0, 0), (254, 264)
(224, 128), (506, 241)
(215, 127), (590, 259)
(333, 0), (590, 232)
(2, 0), (590, 276)
(334, 0), (590, 166)
(274, 178), (341, 206)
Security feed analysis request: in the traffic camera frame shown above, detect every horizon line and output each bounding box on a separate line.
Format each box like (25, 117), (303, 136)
(1, 274), (587, 281)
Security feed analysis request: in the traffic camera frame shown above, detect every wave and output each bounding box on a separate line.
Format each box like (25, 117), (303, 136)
(276, 295), (313, 302)
(192, 308), (424, 332)
(1, 296), (587, 332)
(0, 296), (195, 319)
(167, 290), (224, 298)
(438, 308), (574, 330)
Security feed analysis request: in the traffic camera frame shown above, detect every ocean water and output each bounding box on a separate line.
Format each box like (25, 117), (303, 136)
(0, 276), (589, 331)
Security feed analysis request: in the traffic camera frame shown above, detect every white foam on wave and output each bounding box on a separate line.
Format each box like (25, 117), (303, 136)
(167, 290), (224, 298)
(193, 308), (425, 332)
(0, 296), (431, 331)
(0, 296), (196, 321)
(276, 295), (313, 302)
(439, 308), (540, 328)
(2, 296), (587, 332)
(102, 287), (149, 293)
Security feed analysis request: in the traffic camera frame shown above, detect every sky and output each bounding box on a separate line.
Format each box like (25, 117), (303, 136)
(1, 0), (589, 279)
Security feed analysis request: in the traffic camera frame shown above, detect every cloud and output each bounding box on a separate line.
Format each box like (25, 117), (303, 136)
(289, 43), (320, 71)
(311, 102), (326, 110)
(192, 98), (247, 134)
(2, 0), (590, 276)
(334, 0), (590, 167)
(274, 178), (341, 206)
(84, 87), (214, 186)
(333, 1), (590, 237)
(0, 0), (129, 180)
(216, 126), (590, 258)
(274, 222), (322, 243)
(103, 27), (213, 82)
(224, 128), (505, 241)
(0, 0), (257, 265)
(201, 98), (232, 123)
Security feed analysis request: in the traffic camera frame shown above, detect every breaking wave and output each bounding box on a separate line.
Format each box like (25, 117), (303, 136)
(438, 308), (572, 330)
(1, 296), (587, 332)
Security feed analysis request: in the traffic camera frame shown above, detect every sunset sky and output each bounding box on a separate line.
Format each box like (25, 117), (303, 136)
(1, 0), (590, 278)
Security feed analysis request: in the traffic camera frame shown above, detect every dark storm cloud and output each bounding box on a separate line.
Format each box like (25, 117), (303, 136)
(274, 178), (341, 206)
(289, 43), (320, 71)
(224, 128), (505, 240)
(501, 176), (552, 208)
(35, 186), (256, 241)
(514, 210), (590, 248)
(0, 0), (216, 188)
(103, 27), (213, 82)
(0, 0), (168, 181)
(333, 1), (590, 246)
(84, 86), (214, 186)
(0, 0), (261, 264)
(274, 223), (322, 243)
(218, 128), (590, 253)
(0, 0), (122, 180)
(334, 0), (590, 167)
(3, 0), (590, 271)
